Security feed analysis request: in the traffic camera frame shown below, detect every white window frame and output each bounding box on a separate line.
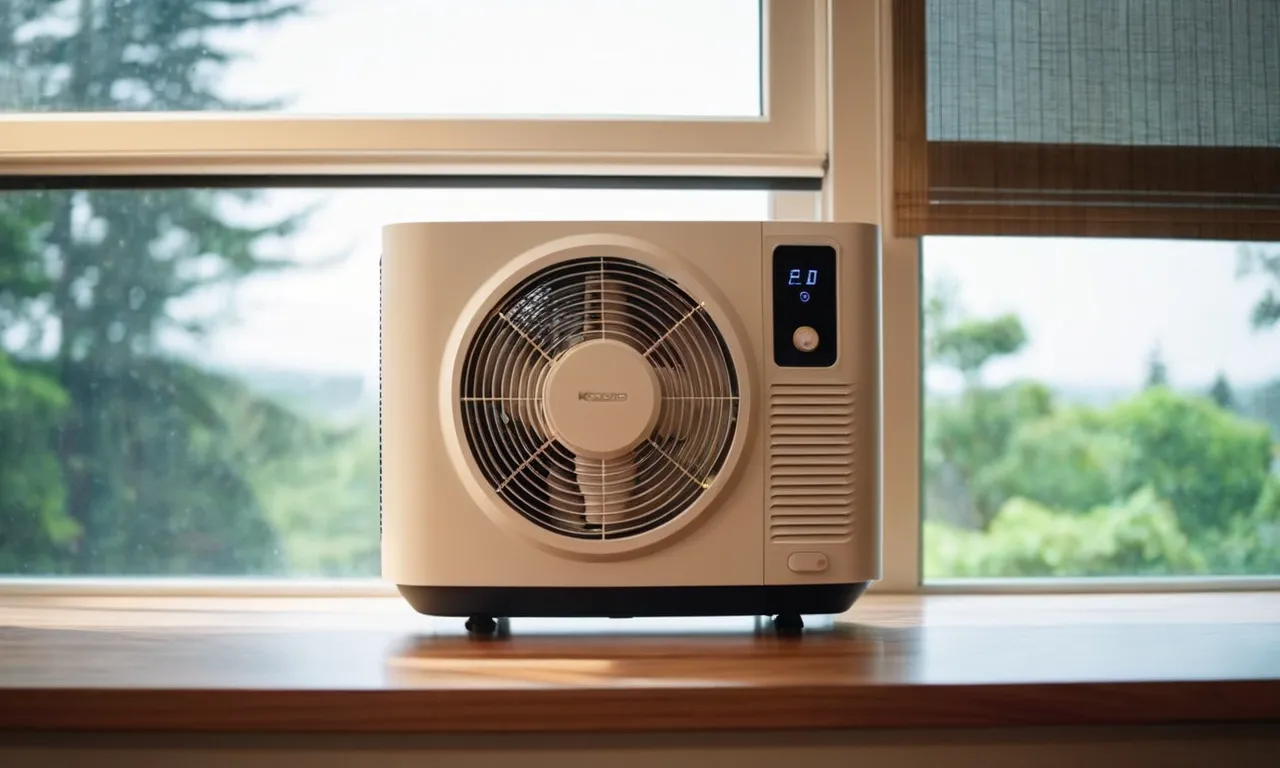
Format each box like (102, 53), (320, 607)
(0, 1), (825, 180)
(2, 0), (1276, 598)
(0, 0), (825, 597)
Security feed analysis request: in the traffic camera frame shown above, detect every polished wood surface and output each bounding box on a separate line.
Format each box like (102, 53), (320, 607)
(1, 592), (1278, 732)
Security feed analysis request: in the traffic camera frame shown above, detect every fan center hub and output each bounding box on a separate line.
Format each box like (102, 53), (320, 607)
(542, 339), (661, 460)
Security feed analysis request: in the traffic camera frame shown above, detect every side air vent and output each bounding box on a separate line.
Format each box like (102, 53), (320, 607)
(767, 383), (856, 544)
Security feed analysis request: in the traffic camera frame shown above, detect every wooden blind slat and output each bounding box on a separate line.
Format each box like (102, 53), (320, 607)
(891, 0), (929, 239)
(891, 0), (1280, 241)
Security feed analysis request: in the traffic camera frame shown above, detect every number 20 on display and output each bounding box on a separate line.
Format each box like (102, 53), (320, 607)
(788, 269), (818, 286)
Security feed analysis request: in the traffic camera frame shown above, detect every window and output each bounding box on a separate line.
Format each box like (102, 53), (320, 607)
(0, 0), (820, 584)
(3, 0), (762, 117)
(922, 236), (1280, 580)
(2, 0), (822, 179)
(0, 187), (770, 578)
(888, 0), (1280, 588)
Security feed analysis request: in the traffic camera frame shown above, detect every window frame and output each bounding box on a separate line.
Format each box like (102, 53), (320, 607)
(0, 0), (826, 595)
(0, 1), (825, 181)
(2, 0), (1279, 597)
(839, 0), (1280, 595)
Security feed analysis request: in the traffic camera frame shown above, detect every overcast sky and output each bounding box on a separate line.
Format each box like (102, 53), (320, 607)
(184, 0), (1276, 397)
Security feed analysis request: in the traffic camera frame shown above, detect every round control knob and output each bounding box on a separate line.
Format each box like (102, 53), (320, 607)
(792, 325), (819, 353)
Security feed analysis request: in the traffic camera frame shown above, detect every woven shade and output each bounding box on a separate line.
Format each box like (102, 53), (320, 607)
(893, 0), (1280, 239)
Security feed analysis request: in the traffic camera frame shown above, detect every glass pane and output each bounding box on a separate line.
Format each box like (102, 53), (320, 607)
(926, 0), (1280, 146)
(0, 0), (762, 117)
(0, 187), (770, 577)
(922, 237), (1280, 579)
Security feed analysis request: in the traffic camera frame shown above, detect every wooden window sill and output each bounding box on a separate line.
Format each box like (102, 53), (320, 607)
(1, 592), (1277, 733)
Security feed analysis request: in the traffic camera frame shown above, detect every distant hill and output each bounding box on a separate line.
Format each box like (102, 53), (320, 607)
(230, 367), (375, 423)
(927, 378), (1280, 442)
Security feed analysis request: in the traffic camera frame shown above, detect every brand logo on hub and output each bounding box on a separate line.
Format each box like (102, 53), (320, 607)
(578, 391), (629, 402)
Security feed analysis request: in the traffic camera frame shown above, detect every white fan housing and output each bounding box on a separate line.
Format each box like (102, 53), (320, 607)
(381, 221), (880, 622)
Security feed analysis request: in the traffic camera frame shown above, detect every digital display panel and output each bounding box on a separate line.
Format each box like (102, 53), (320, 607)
(772, 244), (837, 367)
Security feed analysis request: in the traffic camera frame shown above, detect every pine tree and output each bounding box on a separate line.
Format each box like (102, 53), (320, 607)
(1239, 246), (1280, 332)
(1209, 371), (1236, 410)
(1144, 343), (1169, 390)
(1, 0), (313, 575)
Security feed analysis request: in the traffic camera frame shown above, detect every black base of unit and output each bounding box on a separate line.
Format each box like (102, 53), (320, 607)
(397, 582), (870, 620)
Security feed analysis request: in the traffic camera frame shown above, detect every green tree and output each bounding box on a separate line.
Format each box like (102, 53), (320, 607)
(1203, 474), (1280, 574)
(1144, 342), (1169, 389)
(1238, 245), (1280, 331)
(0, 0), (313, 575)
(1243, 379), (1280, 440)
(977, 405), (1133, 517)
(245, 422), (382, 577)
(931, 314), (1028, 387)
(924, 275), (1029, 387)
(923, 277), (1280, 578)
(0, 169), (69, 570)
(923, 488), (1207, 579)
(0, 352), (73, 573)
(973, 385), (1273, 549)
(1209, 371), (1236, 410)
(927, 381), (1054, 527)
(1107, 387), (1272, 537)
(923, 280), (1042, 527)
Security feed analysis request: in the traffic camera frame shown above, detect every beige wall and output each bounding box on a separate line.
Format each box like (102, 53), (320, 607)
(4, 725), (1279, 767)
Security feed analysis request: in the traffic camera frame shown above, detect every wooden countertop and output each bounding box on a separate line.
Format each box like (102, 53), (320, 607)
(1, 592), (1278, 733)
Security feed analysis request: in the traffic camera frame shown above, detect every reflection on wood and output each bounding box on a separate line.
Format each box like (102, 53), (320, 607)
(0, 593), (1277, 732)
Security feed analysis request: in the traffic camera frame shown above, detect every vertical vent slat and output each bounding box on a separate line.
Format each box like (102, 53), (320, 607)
(768, 384), (856, 544)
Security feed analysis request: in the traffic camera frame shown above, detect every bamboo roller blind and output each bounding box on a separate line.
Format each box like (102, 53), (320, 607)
(893, 0), (1280, 240)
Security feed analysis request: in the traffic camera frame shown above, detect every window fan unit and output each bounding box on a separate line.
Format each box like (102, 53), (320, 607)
(380, 222), (880, 633)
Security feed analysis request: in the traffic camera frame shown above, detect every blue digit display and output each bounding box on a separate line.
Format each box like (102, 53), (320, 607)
(773, 245), (837, 368)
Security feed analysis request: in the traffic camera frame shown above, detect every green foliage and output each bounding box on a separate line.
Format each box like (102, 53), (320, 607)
(10, 0), (305, 112)
(925, 381), (1054, 527)
(924, 488), (1207, 579)
(1107, 387), (1272, 537)
(0, 194), (52, 310)
(217, 385), (380, 578)
(1238, 246), (1280, 331)
(1243, 380), (1280, 439)
(930, 314), (1028, 384)
(923, 272), (1280, 580)
(1209, 371), (1236, 410)
(0, 0), (327, 576)
(0, 353), (74, 573)
(977, 406), (1134, 517)
(249, 425), (381, 578)
(1197, 475), (1280, 574)
(972, 387), (1272, 539)
(54, 357), (290, 575)
(1144, 343), (1169, 389)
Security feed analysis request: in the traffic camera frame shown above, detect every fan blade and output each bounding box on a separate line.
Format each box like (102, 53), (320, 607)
(652, 364), (695, 441)
(650, 307), (733, 444)
(576, 453), (639, 531)
(582, 270), (601, 340)
(588, 268), (635, 348)
(544, 456), (586, 528)
(482, 322), (550, 439)
(655, 362), (732, 446)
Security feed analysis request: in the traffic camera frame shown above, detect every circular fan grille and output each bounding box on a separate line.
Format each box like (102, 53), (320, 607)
(461, 256), (739, 540)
